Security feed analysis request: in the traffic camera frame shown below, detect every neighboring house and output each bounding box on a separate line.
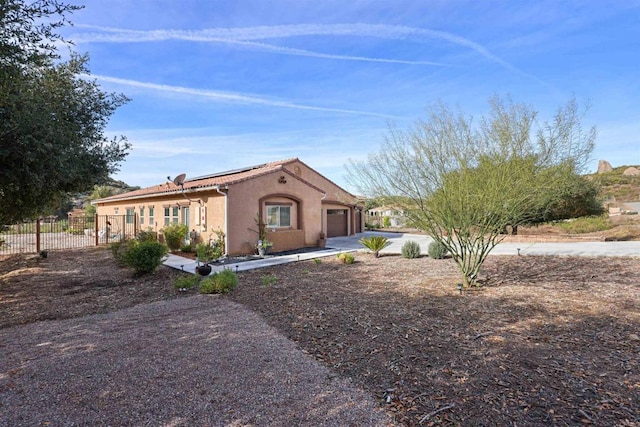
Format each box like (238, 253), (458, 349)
(366, 205), (406, 227)
(67, 208), (86, 227)
(93, 158), (364, 255)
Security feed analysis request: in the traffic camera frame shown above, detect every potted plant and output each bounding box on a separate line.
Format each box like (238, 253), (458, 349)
(256, 239), (273, 257)
(195, 242), (220, 276)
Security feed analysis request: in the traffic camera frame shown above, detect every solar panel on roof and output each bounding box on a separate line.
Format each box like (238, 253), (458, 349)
(185, 162), (268, 182)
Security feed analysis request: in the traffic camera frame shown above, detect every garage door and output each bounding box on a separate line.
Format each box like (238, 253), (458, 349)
(327, 209), (348, 237)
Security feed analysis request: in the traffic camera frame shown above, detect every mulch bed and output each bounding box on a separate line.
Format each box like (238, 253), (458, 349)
(0, 247), (188, 329)
(1, 247), (638, 425)
(229, 254), (640, 426)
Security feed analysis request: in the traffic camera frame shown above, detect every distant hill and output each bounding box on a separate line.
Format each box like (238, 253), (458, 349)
(588, 165), (640, 203)
(103, 178), (140, 194)
(70, 178), (140, 211)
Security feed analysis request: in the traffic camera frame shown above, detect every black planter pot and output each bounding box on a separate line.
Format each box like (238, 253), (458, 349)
(195, 264), (212, 276)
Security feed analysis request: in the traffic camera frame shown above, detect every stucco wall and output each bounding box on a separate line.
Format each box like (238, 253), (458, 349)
(227, 169), (324, 255)
(284, 160), (363, 235)
(94, 191), (226, 246)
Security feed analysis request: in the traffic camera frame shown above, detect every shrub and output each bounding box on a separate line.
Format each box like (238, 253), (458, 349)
(196, 242), (222, 262)
(66, 227), (85, 235)
(261, 273), (278, 286)
(180, 243), (193, 253)
(163, 223), (189, 251)
(200, 269), (238, 294)
(428, 240), (448, 259)
(337, 252), (355, 264)
(136, 229), (158, 242)
(174, 274), (199, 291)
(359, 235), (391, 257)
(199, 277), (216, 294)
(313, 258), (322, 265)
(555, 215), (612, 234)
(401, 240), (421, 259)
(110, 238), (133, 265)
(383, 216), (391, 228)
(215, 269), (238, 293)
(124, 241), (168, 275)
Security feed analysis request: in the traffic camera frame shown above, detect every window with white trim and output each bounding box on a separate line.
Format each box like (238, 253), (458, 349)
(164, 206), (179, 225)
(172, 206), (179, 224)
(148, 207), (154, 226)
(266, 205), (291, 228)
(139, 207), (144, 225)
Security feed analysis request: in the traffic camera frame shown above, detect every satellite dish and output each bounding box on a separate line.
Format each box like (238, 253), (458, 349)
(173, 173), (186, 186)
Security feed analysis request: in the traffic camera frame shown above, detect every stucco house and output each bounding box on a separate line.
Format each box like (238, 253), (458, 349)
(366, 205), (406, 228)
(93, 158), (363, 255)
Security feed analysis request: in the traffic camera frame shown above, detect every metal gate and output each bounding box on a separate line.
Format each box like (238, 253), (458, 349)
(0, 214), (139, 255)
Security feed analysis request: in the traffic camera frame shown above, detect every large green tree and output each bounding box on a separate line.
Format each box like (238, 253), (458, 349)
(347, 96), (599, 287)
(0, 0), (130, 224)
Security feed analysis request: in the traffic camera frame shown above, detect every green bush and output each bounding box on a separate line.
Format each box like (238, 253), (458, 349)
(428, 240), (448, 259)
(110, 238), (133, 265)
(199, 277), (216, 294)
(163, 223), (189, 251)
(200, 269), (238, 294)
(555, 215), (612, 234)
(261, 273), (278, 286)
(336, 252), (355, 264)
(401, 240), (421, 259)
(180, 243), (193, 252)
(124, 241), (168, 275)
(196, 242), (222, 262)
(174, 274), (200, 290)
(215, 269), (238, 293)
(136, 229), (158, 242)
(66, 227), (85, 235)
(383, 216), (391, 228)
(359, 235), (391, 257)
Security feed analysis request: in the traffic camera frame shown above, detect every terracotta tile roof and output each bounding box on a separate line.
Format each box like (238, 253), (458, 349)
(96, 158), (299, 203)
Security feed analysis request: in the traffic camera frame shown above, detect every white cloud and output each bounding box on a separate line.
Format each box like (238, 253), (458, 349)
(89, 74), (395, 118)
(72, 23), (531, 77)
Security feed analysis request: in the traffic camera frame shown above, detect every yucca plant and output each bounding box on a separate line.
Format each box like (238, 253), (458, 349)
(359, 235), (391, 258)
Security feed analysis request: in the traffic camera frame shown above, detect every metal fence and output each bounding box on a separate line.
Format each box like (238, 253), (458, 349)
(0, 215), (139, 255)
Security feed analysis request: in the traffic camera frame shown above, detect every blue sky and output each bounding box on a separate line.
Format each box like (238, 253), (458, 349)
(62, 0), (640, 191)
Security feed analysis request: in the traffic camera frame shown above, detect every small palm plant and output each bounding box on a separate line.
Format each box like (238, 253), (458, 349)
(359, 235), (391, 258)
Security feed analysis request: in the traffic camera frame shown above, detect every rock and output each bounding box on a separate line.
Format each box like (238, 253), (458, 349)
(622, 167), (640, 176)
(597, 160), (613, 174)
(629, 333), (640, 341)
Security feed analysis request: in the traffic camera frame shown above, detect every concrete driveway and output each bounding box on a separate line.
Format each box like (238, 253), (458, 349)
(327, 231), (640, 257)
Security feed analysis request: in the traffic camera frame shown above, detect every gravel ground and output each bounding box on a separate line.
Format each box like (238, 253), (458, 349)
(0, 296), (394, 427)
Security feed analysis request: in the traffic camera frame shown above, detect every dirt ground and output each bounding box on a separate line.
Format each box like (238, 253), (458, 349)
(0, 248), (186, 328)
(1, 247), (639, 426)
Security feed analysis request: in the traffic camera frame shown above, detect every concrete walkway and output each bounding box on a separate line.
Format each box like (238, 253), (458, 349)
(163, 246), (357, 275)
(163, 231), (639, 274)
